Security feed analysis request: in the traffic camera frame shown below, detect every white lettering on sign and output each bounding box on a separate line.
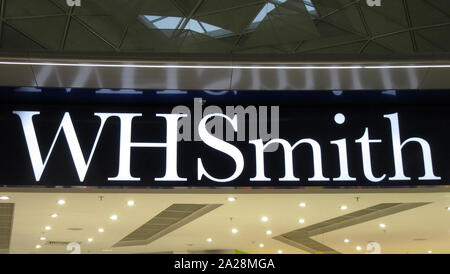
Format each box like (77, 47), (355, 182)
(13, 111), (109, 182)
(13, 111), (440, 184)
(197, 113), (244, 182)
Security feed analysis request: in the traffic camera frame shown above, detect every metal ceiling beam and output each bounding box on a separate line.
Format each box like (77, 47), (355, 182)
(424, 0), (450, 19)
(48, 0), (119, 52)
(402, 0), (418, 52)
(193, 1), (265, 18)
(60, 6), (74, 50)
(297, 39), (367, 53)
(372, 22), (450, 40)
(4, 14), (66, 20)
(178, 0), (206, 30)
(1, 20), (47, 49)
(355, 2), (372, 54)
(0, 0), (5, 47)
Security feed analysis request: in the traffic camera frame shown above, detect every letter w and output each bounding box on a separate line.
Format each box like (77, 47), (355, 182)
(13, 111), (110, 182)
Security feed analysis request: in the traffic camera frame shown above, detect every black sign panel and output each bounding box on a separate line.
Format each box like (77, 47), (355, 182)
(0, 92), (449, 187)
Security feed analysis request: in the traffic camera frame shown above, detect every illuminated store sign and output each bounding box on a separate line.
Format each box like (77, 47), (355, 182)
(0, 101), (446, 187)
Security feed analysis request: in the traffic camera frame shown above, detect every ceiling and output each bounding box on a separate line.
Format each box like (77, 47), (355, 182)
(0, 0), (449, 56)
(2, 189), (450, 254)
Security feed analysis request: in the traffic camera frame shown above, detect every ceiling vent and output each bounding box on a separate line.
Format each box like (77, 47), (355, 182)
(67, 228), (83, 231)
(113, 203), (222, 247)
(0, 203), (14, 253)
(274, 202), (429, 254)
(45, 241), (80, 246)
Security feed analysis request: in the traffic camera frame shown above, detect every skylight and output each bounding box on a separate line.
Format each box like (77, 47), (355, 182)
(142, 15), (233, 38)
(147, 16), (182, 30)
(303, 0), (318, 17)
(248, 0), (287, 30)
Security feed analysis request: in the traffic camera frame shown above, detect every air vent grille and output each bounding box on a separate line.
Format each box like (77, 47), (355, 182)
(275, 202), (429, 254)
(113, 203), (222, 247)
(0, 203), (14, 251)
(46, 241), (79, 246)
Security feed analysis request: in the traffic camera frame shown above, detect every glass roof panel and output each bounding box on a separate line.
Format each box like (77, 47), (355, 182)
(145, 16), (182, 30)
(0, 0), (448, 57)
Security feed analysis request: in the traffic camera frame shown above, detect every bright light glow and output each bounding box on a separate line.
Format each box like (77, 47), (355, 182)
(50, 213), (58, 218)
(379, 223), (386, 228)
(40, 237), (46, 241)
(227, 197), (236, 202)
(356, 246), (362, 251)
(447, 206), (450, 211)
(259, 243), (264, 248)
(98, 228), (104, 233)
(206, 238), (212, 243)
(266, 230), (272, 235)
(127, 200), (135, 206)
(299, 202), (306, 207)
(277, 250), (283, 254)
(340, 205), (348, 210)
(2, 61), (448, 70)
(231, 228), (238, 234)
(88, 238), (93, 243)
(0, 196), (9, 200)
(110, 215), (118, 221)
(35, 245), (41, 249)
(344, 239), (350, 243)
(261, 216), (269, 222)
(57, 199), (65, 205)
(428, 250), (432, 254)
(44, 226), (51, 231)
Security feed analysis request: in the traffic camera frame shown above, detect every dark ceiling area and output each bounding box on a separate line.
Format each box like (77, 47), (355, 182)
(0, 0), (449, 58)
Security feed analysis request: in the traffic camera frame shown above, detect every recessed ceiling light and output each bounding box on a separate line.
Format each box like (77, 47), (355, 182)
(344, 239), (350, 243)
(57, 199), (65, 205)
(35, 245), (41, 249)
(110, 215), (118, 221)
(227, 197), (236, 202)
(44, 226), (52, 231)
(266, 230), (272, 235)
(277, 250), (283, 254)
(261, 216), (269, 222)
(340, 205), (348, 210)
(231, 228), (238, 234)
(299, 202), (306, 207)
(40, 237), (46, 241)
(298, 218), (305, 224)
(127, 200), (135, 206)
(379, 223), (386, 229)
(447, 206), (450, 211)
(88, 238), (93, 243)
(0, 196), (9, 200)
(98, 228), (104, 233)
(356, 246), (362, 251)
(259, 243), (264, 248)
(427, 250), (432, 254)
(206, 238), (212, 243)
(50, 213), (58, 218)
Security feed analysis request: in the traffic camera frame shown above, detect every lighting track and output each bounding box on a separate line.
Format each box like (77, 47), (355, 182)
(0, 61), (449, 69)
